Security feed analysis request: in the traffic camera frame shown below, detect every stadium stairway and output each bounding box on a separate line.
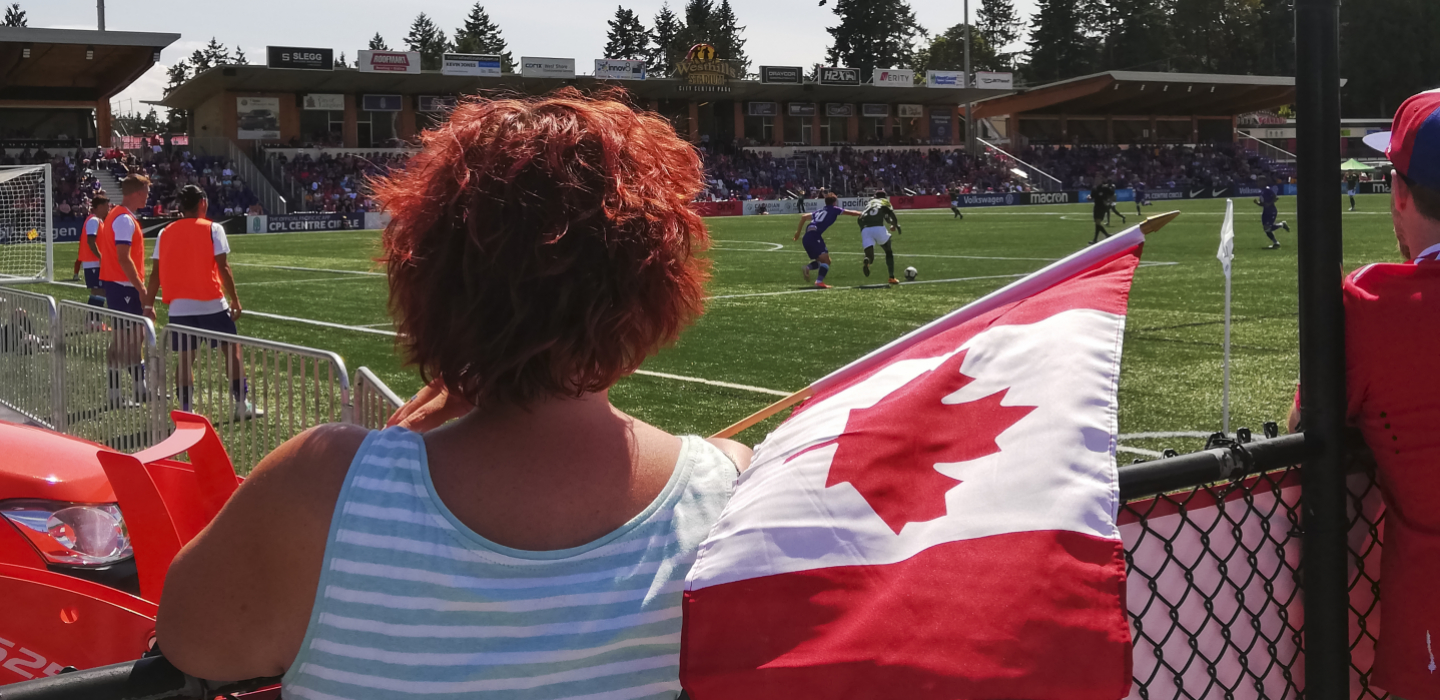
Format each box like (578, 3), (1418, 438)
(91, 169), (122, 199)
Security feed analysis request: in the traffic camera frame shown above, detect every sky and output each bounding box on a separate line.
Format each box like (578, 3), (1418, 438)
(31, 0), (1041, 115)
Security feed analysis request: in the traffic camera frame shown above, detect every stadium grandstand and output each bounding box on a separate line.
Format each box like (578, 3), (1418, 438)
(0, 26), (179, 221)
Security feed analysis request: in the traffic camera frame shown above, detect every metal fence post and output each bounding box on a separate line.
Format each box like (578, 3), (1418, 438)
(1295, 0), (1350, 697)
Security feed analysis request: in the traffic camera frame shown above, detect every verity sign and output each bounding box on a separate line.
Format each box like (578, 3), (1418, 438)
(872, 68), (915, 87)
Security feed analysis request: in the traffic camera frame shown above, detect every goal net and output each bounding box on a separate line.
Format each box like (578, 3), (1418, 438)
(0, 164), (52, 284)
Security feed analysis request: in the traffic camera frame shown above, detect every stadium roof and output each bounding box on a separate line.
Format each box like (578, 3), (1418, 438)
(161, 65), (1008, 110)
(973, 71), (1306, 120)
(0, 27), (179, 101)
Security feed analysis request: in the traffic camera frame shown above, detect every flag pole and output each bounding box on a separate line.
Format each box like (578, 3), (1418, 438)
(712, 211), (1182, 441)
(1222, 261), (1232, 434)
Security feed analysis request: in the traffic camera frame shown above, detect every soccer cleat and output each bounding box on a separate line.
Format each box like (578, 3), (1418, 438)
(862, 259), (871, 277)
(814, 281), (831, 289)
(801, 264), (812, 282)
(1280, 222), (1291, 232)
(888, 277), (900, 285)
(1266, 243), (1281, 250)
(233, 400), (265, 421)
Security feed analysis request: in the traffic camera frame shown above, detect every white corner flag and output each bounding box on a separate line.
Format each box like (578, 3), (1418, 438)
(1218, 199), (1235, 433)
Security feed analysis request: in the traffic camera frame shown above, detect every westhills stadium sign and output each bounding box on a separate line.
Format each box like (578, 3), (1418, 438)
(676, 43), (738, 92)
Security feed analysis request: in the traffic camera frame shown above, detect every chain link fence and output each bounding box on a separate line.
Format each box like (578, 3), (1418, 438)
(1120, 442), (1386, 700)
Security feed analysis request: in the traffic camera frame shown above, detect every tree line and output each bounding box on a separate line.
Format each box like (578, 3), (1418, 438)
(132, 0), (1432, 131)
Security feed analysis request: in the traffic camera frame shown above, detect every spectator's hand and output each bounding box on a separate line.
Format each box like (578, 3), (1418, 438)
(230, 304), (243, 322)
(388, 378), (474, 432)
(142, 305), (157, 322)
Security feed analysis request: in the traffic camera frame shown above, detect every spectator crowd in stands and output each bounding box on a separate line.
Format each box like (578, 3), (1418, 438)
(694, 143), (1295, 201)
(28, 144), (262, 220)
(265, 151), (409, 213)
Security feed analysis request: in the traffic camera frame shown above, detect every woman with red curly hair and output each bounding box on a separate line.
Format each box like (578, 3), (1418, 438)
(157, 89), (751, 700)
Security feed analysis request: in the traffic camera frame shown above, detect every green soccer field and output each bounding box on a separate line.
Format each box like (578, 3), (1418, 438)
(37, 194), (1400, 456)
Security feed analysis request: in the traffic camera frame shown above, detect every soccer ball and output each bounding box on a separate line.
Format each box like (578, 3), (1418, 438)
(904, 266), (918, 281)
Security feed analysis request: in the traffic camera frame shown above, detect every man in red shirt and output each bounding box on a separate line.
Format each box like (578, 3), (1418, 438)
(1291, 89), (1440, 700)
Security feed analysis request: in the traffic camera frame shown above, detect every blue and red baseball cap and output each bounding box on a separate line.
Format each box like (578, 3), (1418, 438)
(1363, 89), (1440, 189)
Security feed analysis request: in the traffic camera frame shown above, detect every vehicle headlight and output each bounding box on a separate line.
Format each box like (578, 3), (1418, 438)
(0, 500), (132, 567)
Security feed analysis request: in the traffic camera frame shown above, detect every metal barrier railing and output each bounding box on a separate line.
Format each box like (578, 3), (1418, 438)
(353, 365), (403, 430)
(56, 300), (163, 453)
(158, 324), (352, 473)
(978, 137), (1065, 191)
(0, 286), (59, 428)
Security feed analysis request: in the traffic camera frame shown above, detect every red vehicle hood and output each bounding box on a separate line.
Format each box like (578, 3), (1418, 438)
(0, 421), (117, 503)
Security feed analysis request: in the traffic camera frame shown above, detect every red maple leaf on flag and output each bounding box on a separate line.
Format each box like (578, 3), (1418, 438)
(819, 350), (1037, 534)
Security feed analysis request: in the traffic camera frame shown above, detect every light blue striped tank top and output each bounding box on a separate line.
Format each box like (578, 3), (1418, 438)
(281, 427), (738, 700)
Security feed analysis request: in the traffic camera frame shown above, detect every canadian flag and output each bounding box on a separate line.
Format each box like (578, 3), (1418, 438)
(680, 224), (1159, 699)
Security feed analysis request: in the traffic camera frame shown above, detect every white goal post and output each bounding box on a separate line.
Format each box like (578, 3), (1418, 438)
(0, 163), (53, 285)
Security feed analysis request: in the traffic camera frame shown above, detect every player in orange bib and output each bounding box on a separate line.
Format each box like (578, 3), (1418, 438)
(95, 175), (153, 407)
(144, 185), (260, 420)
(76, 193), (110, 306)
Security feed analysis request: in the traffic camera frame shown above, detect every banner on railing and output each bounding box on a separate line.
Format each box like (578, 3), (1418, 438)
(244, 213), (364, 233)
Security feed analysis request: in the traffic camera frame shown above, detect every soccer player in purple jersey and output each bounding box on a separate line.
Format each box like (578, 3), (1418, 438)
(793, 193), (861, 288)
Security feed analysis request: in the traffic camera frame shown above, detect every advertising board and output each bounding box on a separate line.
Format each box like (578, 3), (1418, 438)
(267, 46), (333, 70)
(417, 95), (458, 112)
(520, 56), (576, 78)
(302, 93), (345, 111)
(441, 53), (502, 76)
(926, 70), (966, 88)
(819, 66), (860, 85)
(872, 68), (915, 87)
(358, 50), (421, 74)
(246, 213), (364, 233)
(788, 103), (816, 117)
(236, 97), (280, 140)
(861, 103), (889, 118)
(594, 59), (646, 80)
(361, 94), (403, 112)
(825, 103), (855, 117)
(975, 71), (1015, 90)
(760, 66), (803, 84)
(748, 102), (778, 117)
(897, 104), (924, 118)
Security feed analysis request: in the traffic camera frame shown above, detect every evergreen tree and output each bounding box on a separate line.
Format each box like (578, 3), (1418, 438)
(453, 4), (514, 72)
(368, 33), (391, 51)
(189, 49), (213, 72)
(913, 23), (996, 75)
(675, 0), (715, 55)
(1340, 0), (1440, 117)
(233, 47), (249, 65)
(406, 13), (451, 71)
(202, 38), (231, 67)
(142, 108), (162, 133)
(2, 3), (25, 27)
(335, 52), (348, 68)
(648, 2), (685, 75)
(1024, 0), (1089, 83)
(825, 0), (926, 76)
(1099, 0), (1171, 72)
(604, 7), (650, 60)
(711, 0), (749, 75)
(976, 0), (1021, 65)
(163, 62), (191, 132)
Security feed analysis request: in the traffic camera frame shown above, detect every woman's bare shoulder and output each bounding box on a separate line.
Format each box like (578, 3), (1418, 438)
(705, 437), (753, 472)
(158, 422), (370, 681)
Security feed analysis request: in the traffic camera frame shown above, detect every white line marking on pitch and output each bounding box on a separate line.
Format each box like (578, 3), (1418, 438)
(706, 273), (1032, 300)
(244, 310), (788, 396)
(230, 263), (385, 276)
(237, 276), (378, 287)
(711, 239), (785, 251)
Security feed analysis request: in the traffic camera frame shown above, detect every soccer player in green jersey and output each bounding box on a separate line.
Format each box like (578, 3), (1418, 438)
(858, 191), (902, 284)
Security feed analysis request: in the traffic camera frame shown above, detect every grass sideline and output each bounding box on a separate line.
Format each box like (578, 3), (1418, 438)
(33, 194), (1400, 457)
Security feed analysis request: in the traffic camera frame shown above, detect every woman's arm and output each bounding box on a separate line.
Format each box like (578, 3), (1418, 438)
(157, 423), (368, 681)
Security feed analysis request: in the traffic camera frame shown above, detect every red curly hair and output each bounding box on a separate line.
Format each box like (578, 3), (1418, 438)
(372, 88), (710, 406)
